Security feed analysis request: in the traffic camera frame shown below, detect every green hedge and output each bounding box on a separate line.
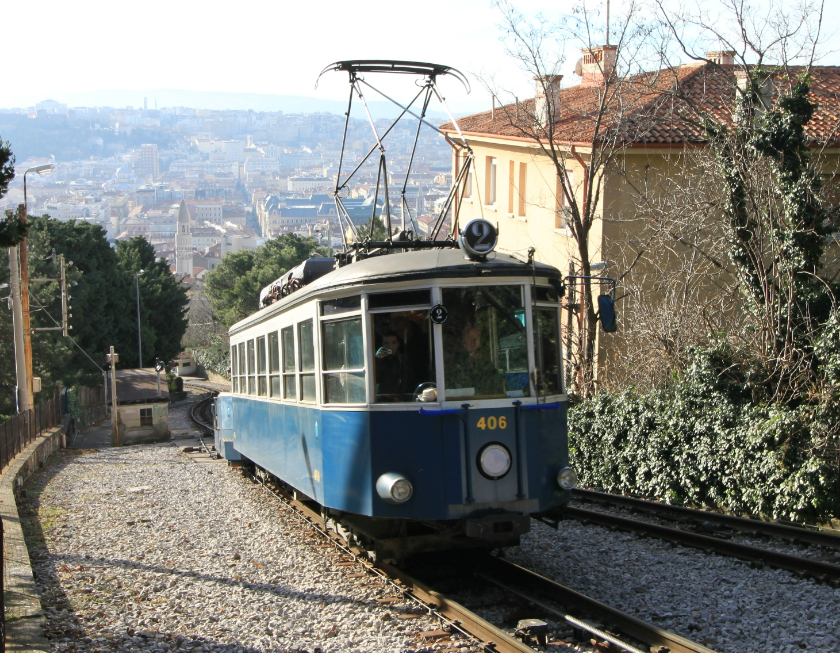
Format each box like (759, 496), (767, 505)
(569, 354), (840, 522)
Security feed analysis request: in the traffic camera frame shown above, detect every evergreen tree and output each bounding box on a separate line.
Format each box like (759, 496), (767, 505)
(206, 233), (327, 329)
(0, 138), (25, 247)
(116, 237), (189, 367)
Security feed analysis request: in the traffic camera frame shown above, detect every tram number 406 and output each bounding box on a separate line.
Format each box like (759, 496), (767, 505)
(476, 416), (507, 430)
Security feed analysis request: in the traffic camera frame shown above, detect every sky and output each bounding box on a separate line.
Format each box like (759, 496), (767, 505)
(3, 0), (839, 113)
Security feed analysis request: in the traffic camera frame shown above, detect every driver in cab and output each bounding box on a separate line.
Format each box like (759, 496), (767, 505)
(375, 331), (414, 400)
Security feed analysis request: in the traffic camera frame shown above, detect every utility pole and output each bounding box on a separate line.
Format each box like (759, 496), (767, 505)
(107, 347), (119, 447)
(8, 246), (30, 413)
(17, 164), (56, 409)
(135, 270), (144, 368)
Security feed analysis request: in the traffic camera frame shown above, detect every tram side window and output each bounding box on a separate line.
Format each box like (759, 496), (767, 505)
(533, 307), (563, 396)
(256, 336), (267, 397)
(371, 310), (435, 402)
(237, 342), (246, 394)
(268, 331), (280, 398)
(247, 339), (256, 395)
(298, 320), (316, 402)
(322, 317), (366, 404)
(441, 286), (531, 400)
(281, 326), (296, 399)
(230, 346), (238, 393)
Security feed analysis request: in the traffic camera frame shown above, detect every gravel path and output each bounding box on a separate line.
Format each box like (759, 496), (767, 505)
(506, 520), (840, 653)
(21, 444), (451, 653)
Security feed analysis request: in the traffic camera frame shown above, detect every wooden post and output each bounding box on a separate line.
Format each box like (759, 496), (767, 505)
(108, 347), (119, 447)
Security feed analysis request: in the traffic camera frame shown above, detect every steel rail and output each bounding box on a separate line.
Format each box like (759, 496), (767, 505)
(477, 556), (718, 653)
(246, 471), (534, 653)
(377, 560), (535, 653)
(574, 489), (840, 550)
(562, 505), (840, 582)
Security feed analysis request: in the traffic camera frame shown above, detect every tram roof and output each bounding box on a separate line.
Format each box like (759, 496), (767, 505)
(230, 248), (560, 335)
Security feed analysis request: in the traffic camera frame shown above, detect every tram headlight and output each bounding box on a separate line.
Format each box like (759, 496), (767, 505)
(478, 443), (512, 480)
(557, 467), (578, 490)
(376, 472), (413, 504)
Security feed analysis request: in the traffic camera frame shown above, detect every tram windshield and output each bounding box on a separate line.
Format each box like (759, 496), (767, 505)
(441, 286), (530, 400)
(372, 310), (435, 402)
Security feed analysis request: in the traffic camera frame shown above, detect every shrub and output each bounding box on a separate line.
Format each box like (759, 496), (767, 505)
(189, 334), (230, 378)
(570, 349), (840, 522)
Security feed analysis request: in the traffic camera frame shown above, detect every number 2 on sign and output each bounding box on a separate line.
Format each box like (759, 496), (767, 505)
(476, 416), (507, 430)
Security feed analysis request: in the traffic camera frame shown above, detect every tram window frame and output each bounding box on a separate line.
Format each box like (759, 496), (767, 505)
(368, 289), (431, 310)
(533, 302), (564, 396)
(439, 284), (531, 401)
(321, 295), (362, 316)
(237, 342), (246, 394)
(256, 335), (267, 397)
(369, 306), (435, 404)
(268, 331), (281, 398)
(321, 315), (366, 404)
(298, 320), (316, 402)
(247, 339), (256, 396)
(281, 325), (296, 400)
(230, 345), (238, 393)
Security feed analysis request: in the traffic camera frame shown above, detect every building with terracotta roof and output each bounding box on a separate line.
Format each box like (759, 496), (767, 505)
(441, 48), (840, 384)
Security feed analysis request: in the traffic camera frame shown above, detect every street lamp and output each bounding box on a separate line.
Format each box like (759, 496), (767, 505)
(135, 269), (144, 369)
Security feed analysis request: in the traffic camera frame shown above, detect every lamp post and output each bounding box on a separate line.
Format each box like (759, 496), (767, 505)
(9, 163), (55, 413)
(135, 269), (144, 368)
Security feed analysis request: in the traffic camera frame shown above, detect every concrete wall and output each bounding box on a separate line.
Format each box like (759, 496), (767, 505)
(1, 426), (64, 652)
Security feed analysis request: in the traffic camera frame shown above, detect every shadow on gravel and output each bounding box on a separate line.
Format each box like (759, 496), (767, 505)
(17, 447), (358, 653)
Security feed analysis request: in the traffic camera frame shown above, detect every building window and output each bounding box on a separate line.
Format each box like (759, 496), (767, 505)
(518, 163), (527, 217)
(508, 161), (515, 214)
(140, 408), (153, 426)
(463, 158), (473, 199)
(556, 170), (574, 230)
(485, 156), (497, 205)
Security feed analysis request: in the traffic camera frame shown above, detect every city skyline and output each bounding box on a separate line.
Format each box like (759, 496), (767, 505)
(6, 0), (838, 113)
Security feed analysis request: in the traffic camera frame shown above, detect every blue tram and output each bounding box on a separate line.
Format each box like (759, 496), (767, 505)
(214, 241), (578, 558)
(214, 60), (581, 559)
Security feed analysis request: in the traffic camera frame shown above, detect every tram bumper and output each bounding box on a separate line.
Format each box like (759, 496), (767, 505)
(465, 513), (531, 542)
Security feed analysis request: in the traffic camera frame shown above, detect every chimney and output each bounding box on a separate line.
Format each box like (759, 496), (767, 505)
(534, 75), (562, 129)
(707, 51), (736, 66)
(733, 68), (774, 116)
(577, 45), (618, 87)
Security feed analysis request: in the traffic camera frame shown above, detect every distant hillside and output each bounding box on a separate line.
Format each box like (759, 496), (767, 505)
(25, 88), (488, 120)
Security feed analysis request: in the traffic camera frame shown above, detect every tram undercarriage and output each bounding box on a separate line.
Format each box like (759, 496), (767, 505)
(249, 463), (530, 561)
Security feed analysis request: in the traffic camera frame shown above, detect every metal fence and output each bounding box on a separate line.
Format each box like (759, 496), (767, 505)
(0, 390), (62, 473)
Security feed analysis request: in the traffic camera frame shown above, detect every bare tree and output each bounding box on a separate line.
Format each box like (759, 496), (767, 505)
(483, 0), (672, 397)
(639, 0), (840, 401)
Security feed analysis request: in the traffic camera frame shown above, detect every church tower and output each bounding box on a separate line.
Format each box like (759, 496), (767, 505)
(175, 200), (193, 276)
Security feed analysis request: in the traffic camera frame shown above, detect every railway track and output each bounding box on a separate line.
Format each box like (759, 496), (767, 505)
(552, 489), (840, 585)
(232, 464), (717, 653)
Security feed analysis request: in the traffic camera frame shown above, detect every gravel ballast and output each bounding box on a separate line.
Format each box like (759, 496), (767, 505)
(506, 520), (840, 653)
(22, 438), (840, 653)
(21, 443), (449, 653)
